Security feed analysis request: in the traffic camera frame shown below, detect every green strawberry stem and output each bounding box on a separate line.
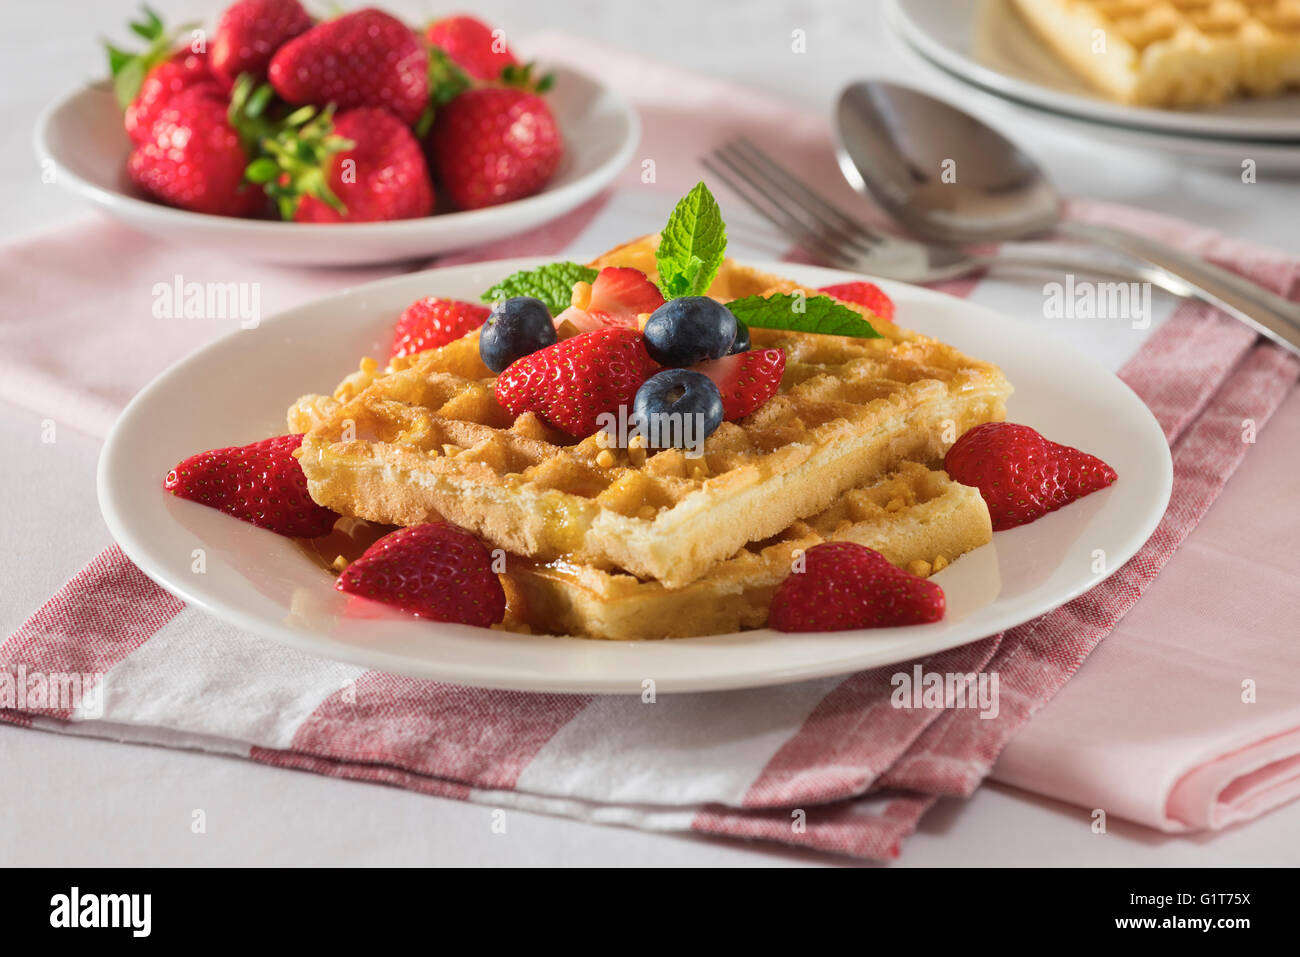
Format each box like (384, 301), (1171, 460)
(227, 75), (280, 156)
(500, 61), (554, 94)
(103, 5), (200, 108)
(241, 95), (356, 220)
(416, 46), (473, 137)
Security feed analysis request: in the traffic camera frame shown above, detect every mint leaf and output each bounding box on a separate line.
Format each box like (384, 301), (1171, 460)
(656, 182), (727, 298)
(482, 262), (599, 315)
(726, 294), (882, 339)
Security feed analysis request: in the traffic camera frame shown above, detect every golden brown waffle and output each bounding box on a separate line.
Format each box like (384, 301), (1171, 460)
(1011, 0), (1300, 106)
(505, 463), (991, 640)
(291, 238), (1011, 588)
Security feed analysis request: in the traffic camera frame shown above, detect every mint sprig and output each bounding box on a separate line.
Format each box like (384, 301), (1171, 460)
(656, 181), (727, 299)
(726, 294), (882, 339)
(482, 262), (599, 315)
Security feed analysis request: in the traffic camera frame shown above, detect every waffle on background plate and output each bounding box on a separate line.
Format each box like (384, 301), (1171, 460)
(288, 237), (1012, 638)
(1011, 0), (1300, 107)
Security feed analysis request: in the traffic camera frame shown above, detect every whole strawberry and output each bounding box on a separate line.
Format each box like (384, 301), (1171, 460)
(269, 9), (428, 127)
(391, 298), (491, 357)
(944, 422), (1118, 531)
(693, 349), (786, 420)
(124, 50), (223, 144)
(336, 523), (506, 627)
(430, 87), (563, 210)
(769, 542), (945, 632)
(164, 434), (338, 537)
(495, 328), (659, 436)
(288, 107), (435, 222)
(211, 0), (313, 85)
(128, 86), (264, 216)
(425, 14), (517, 80)
(819, 281), (895, 323)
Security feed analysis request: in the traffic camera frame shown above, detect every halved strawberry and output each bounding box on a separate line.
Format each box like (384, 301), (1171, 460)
(693, 349), (786, 421)
(391, 297), (490, 358)
(553, 267), (665, 333)
(495, 327), (659, 435)
(944, 422), (1118, 531)
(770, 542), (945, 632)
(163, 434), (337, 537)
(336, 523), (506, 627)
(819, 281), (895, 322)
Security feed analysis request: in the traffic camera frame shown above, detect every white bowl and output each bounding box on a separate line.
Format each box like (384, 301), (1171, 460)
(34, 66), (639, 266)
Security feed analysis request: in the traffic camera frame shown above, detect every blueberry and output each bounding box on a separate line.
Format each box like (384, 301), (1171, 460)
(642, 296), (738, 367)
(728, 321), (750, 355)
(632, 369), (724, 450)
(479, 296), (557, 373)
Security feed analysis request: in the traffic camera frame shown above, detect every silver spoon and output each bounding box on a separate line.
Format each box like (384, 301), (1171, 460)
(835, 80), (1300, 356)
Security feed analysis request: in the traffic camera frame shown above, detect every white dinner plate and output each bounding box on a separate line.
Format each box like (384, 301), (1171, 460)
(890, 35), (1300, 173)
(885, 0), (1300, 142)
(34, 66), (638, 266)
(97, 258), (1172, 694)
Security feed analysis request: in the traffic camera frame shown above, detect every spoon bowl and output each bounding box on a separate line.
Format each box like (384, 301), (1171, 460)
(834, 79), (1300, 355)
(835, 81), (1060, 243)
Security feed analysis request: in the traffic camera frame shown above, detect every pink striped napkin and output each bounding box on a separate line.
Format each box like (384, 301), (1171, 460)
(4, 34), (1300, 860)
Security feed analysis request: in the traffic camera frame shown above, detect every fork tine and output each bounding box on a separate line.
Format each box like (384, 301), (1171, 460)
(701, 154), (858, 270)
(714, 142), (876, 259)
(731, 137), (883, 249)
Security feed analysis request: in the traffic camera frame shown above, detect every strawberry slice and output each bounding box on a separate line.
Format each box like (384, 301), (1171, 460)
(391, 297), (491, 358)
(944, 422), (1118, 531)
(770, 542), (945, 632)
(554, 267), (665, 332)
(336, 523), (506, 627)
(163, 434), (337, 537)
(495, 327), (659, 436)
(819, 281), (895, 322)
(693, 348), (786, 421)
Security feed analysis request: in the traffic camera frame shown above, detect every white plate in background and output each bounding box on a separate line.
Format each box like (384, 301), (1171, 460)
(885, 0), (1300, 142)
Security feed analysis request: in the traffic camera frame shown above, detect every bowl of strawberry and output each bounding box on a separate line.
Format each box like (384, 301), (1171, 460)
(35, 4), (638, 265)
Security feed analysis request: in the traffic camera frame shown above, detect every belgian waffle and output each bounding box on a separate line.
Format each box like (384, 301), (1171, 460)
(1011, 0), (1300, 106)
(290, 237), (1012, 589)
(505, 463), (991, 640)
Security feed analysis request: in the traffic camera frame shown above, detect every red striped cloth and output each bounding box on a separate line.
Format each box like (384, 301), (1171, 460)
(4, 202), (1296, 861)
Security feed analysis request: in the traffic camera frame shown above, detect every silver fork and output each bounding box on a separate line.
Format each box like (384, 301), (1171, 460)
(702, 138), (1199, 296)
